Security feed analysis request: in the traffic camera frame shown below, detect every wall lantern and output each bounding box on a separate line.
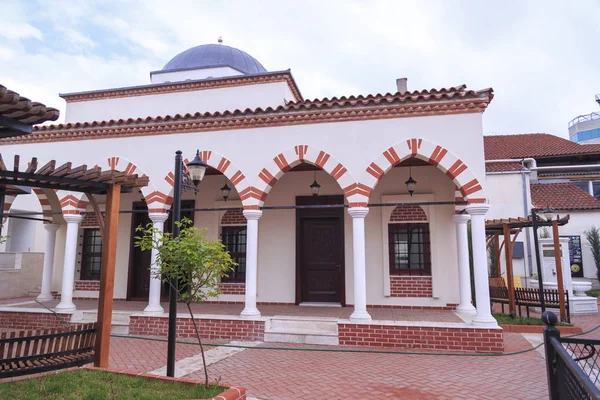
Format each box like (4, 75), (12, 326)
(542, 204), (554, 221)
(221, 182), (231, 201)
(405, 167), (417, 196)
(186, 150), (208, 188)
(310, 170), (321, 196)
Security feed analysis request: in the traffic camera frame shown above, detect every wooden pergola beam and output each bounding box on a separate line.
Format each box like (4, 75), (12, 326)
(552, 219), (567, 321)
(503, 223), (516, 315)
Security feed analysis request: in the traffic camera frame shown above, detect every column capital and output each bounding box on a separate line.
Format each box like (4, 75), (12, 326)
(348, 207), (369, 218)
(453, 214), (470, 224)
(243, 209), (262, 220)
(465, 203), (490, 216)
(43, 223), (61, 232)
(63, 213), (83, 224)
(149, 212), (169, 223)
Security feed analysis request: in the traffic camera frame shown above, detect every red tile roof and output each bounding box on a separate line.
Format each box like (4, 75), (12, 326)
(1, 85), (494, 144)
(530, 182), (600, 210)
(0, 84), (59, 125)
(484, 134), (600, 160)
(485, 162), (524, 172)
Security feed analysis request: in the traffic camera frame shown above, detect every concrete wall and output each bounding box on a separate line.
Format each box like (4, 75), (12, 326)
(0, 252), (44, 298)
(64, 81), (293, 123)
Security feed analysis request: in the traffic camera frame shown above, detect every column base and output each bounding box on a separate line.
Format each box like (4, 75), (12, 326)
(55, 301), (76, 312)
(349, 310), (372, 322)
(471, 314), (499, 328)
(143, 304), (165, 315)
(455, 304), (477, 314)
(36, 293), (54, 302)
(240, 307), (261, 318)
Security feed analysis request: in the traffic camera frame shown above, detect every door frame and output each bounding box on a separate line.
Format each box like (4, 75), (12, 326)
(295, 195), (346, 306)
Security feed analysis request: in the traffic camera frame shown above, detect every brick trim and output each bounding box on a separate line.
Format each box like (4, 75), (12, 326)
(0, 311), (72, 330)
(74, 280), (101, 291)
(219, 283), (246, 295)
(129, 315), (265, 341)
(390, 276), (433, 298)
(339, 324), (503, 353)
(221, 210), (246, 225)
(389, 205), (427, 222)
(81, 213), (104, 228)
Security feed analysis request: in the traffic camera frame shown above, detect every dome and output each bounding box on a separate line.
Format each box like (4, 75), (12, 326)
(162, 44), (267, 75)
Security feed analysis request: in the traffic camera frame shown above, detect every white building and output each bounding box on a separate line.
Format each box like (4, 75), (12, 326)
(0, 43), (507, 351)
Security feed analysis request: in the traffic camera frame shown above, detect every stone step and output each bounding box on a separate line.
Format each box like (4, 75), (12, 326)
(264, 316), (339, 345)
(77, 310), (132, 324)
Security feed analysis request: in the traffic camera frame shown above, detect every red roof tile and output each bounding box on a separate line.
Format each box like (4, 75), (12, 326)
(485, 162), (524, 172)
(484, 134), (600, 160)
(530, 182), (600, 210)
(0, 84), (59, 125)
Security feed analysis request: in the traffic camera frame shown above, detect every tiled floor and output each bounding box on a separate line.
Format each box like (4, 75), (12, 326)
(3, 298), (463, 322)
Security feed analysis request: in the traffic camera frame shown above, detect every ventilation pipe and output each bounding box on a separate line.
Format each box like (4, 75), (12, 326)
(396, 78), (408, 94)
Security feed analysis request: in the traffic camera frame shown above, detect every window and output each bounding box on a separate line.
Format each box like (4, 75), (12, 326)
(81, 229), (102, 280)
(388, 223), (431, 276)
(221, 226), (247, 282)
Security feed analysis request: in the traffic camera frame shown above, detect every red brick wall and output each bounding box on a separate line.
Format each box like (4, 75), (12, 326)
(129, 316), (265, 341)
(390, 276), (433, 297)
(219, 283), (245, 295)
(74, 280), (100, 291)
(81, 212), (104, 228)
(339, 324), (503, 353)
(0, 311), (72, 330)
(221, 210), (246, 225)
(389, 205), (427, 222)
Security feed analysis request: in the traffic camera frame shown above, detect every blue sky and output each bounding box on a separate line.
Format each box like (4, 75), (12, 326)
(2, 0), (600, 137)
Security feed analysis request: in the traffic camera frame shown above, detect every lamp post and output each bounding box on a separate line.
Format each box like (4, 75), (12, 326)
(530, 204), (554, 314)
(166, 150), (207, 378)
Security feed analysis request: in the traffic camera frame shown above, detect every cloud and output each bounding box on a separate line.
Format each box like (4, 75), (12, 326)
(1, 0), (599, 138)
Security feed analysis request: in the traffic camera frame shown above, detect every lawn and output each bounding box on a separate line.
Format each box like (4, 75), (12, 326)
(586, 289), (600, 297)
(0, 369), (224, 400)
(493, 313), (571, 326)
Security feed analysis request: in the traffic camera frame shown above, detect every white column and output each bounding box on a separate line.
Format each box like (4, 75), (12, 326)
(55, 214), (83, 312)
(589, 180), (594, 197)
(36, 224), (60, 302)
(453, 214), (476, 314)
(466, 204), (497, 326)
(144, 212), (169, 315)
(348, 207), (372, 322)
(241, 209), (262, 318)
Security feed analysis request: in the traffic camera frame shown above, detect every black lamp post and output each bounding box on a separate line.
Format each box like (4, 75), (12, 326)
(530, 204), (554, 314)
(166, 150), (207, 378)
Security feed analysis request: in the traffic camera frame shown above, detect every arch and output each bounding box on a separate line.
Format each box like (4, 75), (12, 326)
(105, 156), (156, 199)
(160, 150), (251, 211)
(251, 145), (363, 209)
(58, 191), (89, 215)
(360, 138), (487, 205)
(389, 205), (428, 222)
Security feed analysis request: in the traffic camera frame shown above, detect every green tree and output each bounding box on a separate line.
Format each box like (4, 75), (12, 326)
(135, 218), (235, 388)
(584, 226), (600, 282)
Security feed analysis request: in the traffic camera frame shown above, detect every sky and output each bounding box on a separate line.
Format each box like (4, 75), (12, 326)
(1, 0), (599, 138)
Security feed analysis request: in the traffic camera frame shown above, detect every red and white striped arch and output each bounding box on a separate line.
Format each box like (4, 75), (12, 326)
(106, 156), (155, 199)
(160, 150), (252, 211)
(58, 191), (89, 215)
(251, 145), (363, 208)
(361, 138), (487, 205)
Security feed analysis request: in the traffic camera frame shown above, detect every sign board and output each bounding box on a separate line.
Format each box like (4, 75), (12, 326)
(561, 235), (584, 278)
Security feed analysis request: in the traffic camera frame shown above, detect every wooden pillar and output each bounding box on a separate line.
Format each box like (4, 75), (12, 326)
(503, 223), (516, 315)
(94, 184), (121, 368)
(494, 235), (502, 278)
(552, 218), (567, 322)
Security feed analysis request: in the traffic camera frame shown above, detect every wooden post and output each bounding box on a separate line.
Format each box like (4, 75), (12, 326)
(94, 184), (121, 368)
(503, 223), (516, 315)
(494, 235), (502, 278)
(552, 218), (567, 322)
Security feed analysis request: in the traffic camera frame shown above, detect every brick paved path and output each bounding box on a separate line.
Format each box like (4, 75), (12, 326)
(109, 333), (548, 399)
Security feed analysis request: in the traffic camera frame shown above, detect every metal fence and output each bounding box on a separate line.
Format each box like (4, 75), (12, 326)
(543, 311), (600, 399)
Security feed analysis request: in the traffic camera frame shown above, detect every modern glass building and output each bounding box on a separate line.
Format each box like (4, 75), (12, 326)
(569, 94), (600, 143)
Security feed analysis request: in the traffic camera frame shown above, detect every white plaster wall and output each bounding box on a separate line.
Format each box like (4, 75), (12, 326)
(151, 67), (243, 83)
(64, 81), (293, 123)
(557, 211), (600, 279)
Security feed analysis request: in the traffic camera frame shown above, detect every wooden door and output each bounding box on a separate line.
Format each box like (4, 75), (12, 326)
(296, 195), (345, 304)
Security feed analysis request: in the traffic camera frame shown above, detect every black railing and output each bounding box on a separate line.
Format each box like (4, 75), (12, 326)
(543, 311), (600, 399)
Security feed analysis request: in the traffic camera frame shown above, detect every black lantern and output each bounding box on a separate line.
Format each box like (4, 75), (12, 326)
(310, 170), (321, 196)
(221, 183), (231, 201)
(542, 204), (554, 221)
(405, 167), (417, 196)
(186, 150), (207, 188)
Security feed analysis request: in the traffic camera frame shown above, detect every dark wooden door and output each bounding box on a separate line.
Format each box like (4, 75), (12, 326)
(129, 202), (152, 299)
(128, 200), (195, 300)
(296, 195), (345, 304)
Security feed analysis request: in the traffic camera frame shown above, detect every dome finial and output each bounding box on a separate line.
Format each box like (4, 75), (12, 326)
(218, 36), (223, 44)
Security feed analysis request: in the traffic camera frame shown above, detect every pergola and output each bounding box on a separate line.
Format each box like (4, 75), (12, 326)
(485, 215), (570, 321)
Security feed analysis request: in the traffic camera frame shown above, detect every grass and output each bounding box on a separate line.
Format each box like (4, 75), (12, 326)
(585, 289), (600, 297)
(493, 313), (571, 326)
(0, 369), (224, 400)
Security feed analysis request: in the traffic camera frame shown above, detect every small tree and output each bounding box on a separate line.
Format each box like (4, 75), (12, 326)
(585, 226), (600, 282)
(135, 218), (235, 387)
